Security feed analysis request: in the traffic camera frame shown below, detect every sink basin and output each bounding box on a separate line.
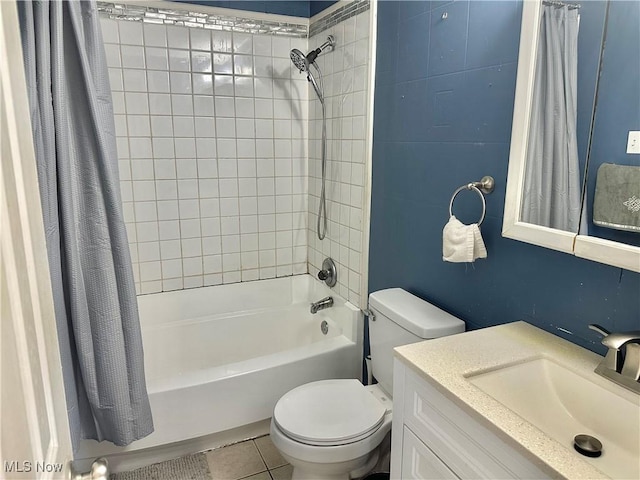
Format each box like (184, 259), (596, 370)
(467, 357), (640, 479)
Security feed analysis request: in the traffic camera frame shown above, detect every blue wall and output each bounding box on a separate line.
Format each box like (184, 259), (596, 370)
(369, 0), (640, 355)
(310, 1), (339, 17)
(174, 0), (338, 17)
(173, 0), (310, 17)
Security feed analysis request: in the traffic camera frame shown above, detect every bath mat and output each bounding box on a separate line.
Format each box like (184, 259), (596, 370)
(110, 453), (211, 480)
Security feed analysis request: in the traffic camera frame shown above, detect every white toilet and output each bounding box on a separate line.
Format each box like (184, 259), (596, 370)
(270, 288), (465, 480)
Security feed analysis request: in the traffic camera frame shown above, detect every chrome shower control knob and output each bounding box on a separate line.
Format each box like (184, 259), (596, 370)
(318, 258), (337, 287)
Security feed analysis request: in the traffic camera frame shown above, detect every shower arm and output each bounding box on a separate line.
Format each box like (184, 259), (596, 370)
(306, 35), (335, 64)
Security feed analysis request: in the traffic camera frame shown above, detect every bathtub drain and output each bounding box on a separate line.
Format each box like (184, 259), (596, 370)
(320, 320), (329, 335)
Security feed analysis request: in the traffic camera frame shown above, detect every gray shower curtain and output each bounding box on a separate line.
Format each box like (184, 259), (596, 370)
(17, 0), (153, 450)
(522, 4), (583, 232)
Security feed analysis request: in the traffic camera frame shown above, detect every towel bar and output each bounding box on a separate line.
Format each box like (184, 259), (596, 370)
(448, 176), (495, 226)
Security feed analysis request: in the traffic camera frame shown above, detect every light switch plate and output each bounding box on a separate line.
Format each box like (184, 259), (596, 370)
(627, 131), (640, 154)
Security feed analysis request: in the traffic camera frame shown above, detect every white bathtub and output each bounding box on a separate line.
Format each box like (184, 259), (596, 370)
(76, 274), (362, 467)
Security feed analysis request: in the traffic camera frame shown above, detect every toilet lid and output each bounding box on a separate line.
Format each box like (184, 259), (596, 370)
(273, 379), (386, 446)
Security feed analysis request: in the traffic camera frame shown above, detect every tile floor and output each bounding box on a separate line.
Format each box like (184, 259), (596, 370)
(112, 435), (292, 480)
(205, 436), (292, 480)
(113, 433), (390, 480)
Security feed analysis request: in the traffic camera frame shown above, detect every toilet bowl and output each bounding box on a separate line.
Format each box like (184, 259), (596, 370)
(270, 288), (465, 480)
(270, 380), (392, 480)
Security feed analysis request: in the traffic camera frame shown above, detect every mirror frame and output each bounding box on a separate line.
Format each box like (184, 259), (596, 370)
(503, 0), (640, 272)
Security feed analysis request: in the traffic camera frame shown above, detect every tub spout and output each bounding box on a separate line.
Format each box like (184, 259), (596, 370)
(310, 296), (333, 314)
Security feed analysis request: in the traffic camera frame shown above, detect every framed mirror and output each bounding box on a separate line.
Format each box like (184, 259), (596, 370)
(503, 0), (640, 272)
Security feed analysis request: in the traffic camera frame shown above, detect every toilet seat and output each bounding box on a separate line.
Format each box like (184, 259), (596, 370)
(273, 379), (386, 446)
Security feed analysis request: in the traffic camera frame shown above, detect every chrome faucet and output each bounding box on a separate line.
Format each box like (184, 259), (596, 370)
(589, 324), (640, 394)
(310, 296), (333, 314)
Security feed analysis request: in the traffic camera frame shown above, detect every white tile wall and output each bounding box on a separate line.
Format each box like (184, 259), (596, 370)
(307, 10), (371, 308)
(102, 17), (309, 294)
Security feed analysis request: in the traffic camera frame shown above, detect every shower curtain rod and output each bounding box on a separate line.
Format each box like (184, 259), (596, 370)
(543, 0), (581, 10)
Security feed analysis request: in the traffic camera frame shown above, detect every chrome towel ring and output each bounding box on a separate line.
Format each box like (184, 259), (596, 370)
(448, 176), (495, 226)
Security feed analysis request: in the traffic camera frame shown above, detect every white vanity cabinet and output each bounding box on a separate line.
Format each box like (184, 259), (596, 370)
(390, 358), (553, 480)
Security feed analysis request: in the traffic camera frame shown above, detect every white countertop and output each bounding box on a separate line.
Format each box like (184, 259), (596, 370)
(394, 321), (637, 479)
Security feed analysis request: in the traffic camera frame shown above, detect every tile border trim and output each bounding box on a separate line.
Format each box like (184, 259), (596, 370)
(97, 1), (369, 39)
(97, 1), (308, 38)
(309, 0), (370, 38)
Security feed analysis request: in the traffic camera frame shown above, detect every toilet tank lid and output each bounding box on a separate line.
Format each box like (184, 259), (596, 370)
(368, 288), (465, 338)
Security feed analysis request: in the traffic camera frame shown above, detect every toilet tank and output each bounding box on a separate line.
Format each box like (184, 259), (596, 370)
(368, 288), (465, 395)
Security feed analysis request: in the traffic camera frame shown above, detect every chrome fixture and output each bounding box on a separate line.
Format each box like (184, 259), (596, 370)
(290, 35), (335, 240)
(289, 35), (335, 94)
(448, 175), (495, 226)
(320, 320), (329, 335)
(317, 257), (337, 287)
(71, 458), (109, 480)
(310, 296), (334, 314)
(589, 324), (640, 393)
(290, 36), (335, 70)
(573, 434), (602, 458)
(362, 308), (376, 321)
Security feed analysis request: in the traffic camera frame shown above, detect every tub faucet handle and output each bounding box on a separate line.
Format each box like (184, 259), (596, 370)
(317, 257), (337, 287)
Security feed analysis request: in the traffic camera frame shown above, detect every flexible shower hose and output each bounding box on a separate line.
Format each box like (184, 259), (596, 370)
(310, 62), (327, 240)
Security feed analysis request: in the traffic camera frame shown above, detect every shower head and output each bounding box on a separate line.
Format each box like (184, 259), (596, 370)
(290, 48), (308, 72)
(290, 47), (323, 104)
(289, 35), (335, 73)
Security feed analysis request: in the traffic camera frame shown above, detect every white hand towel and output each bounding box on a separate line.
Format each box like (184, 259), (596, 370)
(442, 216), (487, 263)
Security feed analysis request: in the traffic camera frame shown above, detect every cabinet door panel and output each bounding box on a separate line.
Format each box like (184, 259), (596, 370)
(401, 427), (459, 480)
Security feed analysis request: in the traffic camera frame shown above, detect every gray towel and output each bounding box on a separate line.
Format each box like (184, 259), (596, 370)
(593, 163), (640, 232)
